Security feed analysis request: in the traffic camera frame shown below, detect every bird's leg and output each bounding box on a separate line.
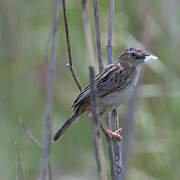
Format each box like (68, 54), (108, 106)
(100, 120), (123, 141)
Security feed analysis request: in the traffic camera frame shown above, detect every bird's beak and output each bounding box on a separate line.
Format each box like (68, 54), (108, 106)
(144, 54), (158, 63)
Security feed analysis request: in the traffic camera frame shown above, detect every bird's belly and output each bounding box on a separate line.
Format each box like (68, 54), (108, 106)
(102, 81), (137, 108)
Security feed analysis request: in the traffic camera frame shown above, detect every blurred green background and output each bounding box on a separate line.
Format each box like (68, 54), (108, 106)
(1, 0), (180, 179)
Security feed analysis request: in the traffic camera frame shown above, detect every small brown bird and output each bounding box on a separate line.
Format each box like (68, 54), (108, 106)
(53, 47), (158, 142)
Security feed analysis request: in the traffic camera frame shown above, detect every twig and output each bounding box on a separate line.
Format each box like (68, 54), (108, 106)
(18, 119), (43, 150)
(93, 0), (104, 71)
(82, 0), (95, 67)
(62, 0), (82, 92)
(89, 66), (107, 180)
(18, 119), (51, 179)
(41, 0), (61, 179)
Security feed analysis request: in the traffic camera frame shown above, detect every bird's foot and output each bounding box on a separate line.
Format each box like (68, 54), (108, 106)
(107, 128), (123, 141)
(100, 120), (123, 141)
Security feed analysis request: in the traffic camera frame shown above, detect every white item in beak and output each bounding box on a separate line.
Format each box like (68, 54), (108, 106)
(145, 55), (158, 63)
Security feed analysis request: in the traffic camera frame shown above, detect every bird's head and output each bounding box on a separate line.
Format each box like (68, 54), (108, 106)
(118, 47), (158, 68)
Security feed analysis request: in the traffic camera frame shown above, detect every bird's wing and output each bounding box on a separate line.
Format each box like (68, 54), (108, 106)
(72, 63), (115, 108)
(96, 64), (136, 97)
(72, 62), (136, 109)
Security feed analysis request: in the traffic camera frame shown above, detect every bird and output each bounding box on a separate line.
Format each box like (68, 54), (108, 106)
(53, 47), (158, 142)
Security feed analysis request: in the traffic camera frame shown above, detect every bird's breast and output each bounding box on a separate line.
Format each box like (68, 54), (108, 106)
(102, 68), (140, 108)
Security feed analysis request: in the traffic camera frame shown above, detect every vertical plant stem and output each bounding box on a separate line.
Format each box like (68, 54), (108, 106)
(106, 0), (115, 179)
(107, 0), (123, 179)
(105, 113), (115, 179)
(107, 0), (114, 64)
(41, 0), (61, 179)
(89, 66), (107, 180)
(92, 1), (109, 179)
(14, 142), (25, 180)
(112, 109), (123, 180)
(93, 0), (104, 71)
(122, 87), (138, 179)
(82, 0), (95, 67)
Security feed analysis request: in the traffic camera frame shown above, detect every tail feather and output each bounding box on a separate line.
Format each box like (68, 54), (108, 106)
(53, 114), (77, 142)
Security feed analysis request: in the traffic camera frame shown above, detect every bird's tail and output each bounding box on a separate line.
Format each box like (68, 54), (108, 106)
(53, 113), (78, 142)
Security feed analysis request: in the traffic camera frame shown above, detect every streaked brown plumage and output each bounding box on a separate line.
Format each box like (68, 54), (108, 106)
(53, 47), (158, 141)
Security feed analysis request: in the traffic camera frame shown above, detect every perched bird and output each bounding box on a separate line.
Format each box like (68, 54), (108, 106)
(53, 47), (158, 142)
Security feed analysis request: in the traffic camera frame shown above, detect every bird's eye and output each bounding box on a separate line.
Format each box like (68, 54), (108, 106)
(131, 52), (136, 56)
